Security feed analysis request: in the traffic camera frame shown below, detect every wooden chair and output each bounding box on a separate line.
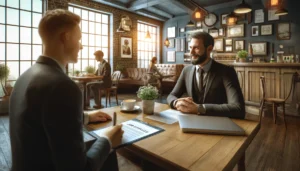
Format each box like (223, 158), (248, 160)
(259, 72), (299, 125)
(99, 71), (122, 107)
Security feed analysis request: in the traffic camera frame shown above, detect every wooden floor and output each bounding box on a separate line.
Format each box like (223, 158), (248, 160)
(1, 93), (300, 171)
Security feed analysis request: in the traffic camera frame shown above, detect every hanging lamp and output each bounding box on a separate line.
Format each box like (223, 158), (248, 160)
(145, 0), (151, 39)
(226, 12), (238, 25)
(234, 0), (252, 14)
(275, 0), (288, 16)
(186, 20), (195, 27)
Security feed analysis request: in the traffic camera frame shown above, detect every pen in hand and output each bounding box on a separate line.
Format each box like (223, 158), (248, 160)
(113, 112), (117, 126)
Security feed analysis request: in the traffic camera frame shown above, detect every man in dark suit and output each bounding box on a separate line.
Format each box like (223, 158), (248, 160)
(9, 9), (123, 171)
(167, 32), (245, 119)
(87, 50), (112, 109)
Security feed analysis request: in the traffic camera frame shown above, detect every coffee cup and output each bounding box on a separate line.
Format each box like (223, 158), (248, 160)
(121, 99), (136, 110)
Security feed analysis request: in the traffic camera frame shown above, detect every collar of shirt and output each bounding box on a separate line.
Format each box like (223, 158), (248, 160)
(42, 56), (66, 73)
(196, 58), (212, 73)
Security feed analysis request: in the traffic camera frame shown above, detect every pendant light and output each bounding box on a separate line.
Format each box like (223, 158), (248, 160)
(226, 12), (237, 25)
(192, 7), (205, 21)
(234, 0), (252, 14)
(275, 0), (288, 16)
(186, 20), (195, 27)
(145, 0), (151, 39)
(164, 38), (170, 47)
(267, 0), (279, 9)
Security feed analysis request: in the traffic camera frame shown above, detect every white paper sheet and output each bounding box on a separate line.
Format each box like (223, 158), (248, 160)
(146, 109), (184, 124)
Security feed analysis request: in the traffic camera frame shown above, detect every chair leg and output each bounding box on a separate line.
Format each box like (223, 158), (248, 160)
(115, 90), (119, 106)
(108, 91), (111, 107)
(282, 103), (286, 128)
(272, 103), (277, 124)
(105, 91), (108, 108)
(259, 100), (264, 124)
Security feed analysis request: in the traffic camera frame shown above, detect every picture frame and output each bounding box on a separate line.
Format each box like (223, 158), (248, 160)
(225, 46), (232, 52)
(168, 39), (175, 48)
(167, 26), (176, 38)
(225, 39), (232, 46)
(196, 21), (202, 28)
(180, 38), (185, 52)
(268, 9), (279, 21)
(234, 40), (244, 51)
(227, 24), (244, 38)
(208, 28), (219, 38)
(175, 38), (181, 52)
(254, 9), (264, 23)
(277, 23), (291, 40)
(218, 28), (225, 37)
(250, 42), (268, 56)
(252, 26), (259, 36)
(180, 27), (185, 33)
(261, 24), (273, 36)
(120, 36), (132, 58)
(220, 13), (228, 26)
(167, 51), (176, 62)
(214, 38), (224, 52)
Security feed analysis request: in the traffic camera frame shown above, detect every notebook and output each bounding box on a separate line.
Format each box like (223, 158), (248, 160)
(178, 115), (245, 136)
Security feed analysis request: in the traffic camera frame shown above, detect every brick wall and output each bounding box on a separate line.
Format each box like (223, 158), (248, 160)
(47, 0), (163, 70)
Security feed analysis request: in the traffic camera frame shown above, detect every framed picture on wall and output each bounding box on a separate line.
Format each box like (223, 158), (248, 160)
(250, 42), (268, 56)
(225, 46), (232, 52)
(167, 26), (176, 38)
(277, 23), (291, 40)
(234, 40), (244, 51)
(214, 38), (224, 52)
(261, 24), (272, 36)
(168, 39), (175, 48)
(180, 27), (185, 33)
(209, 28), (219, 38)
(196, 21), (202, 28)
(175, 38), (181, 51)
(225, 39), (232, 46)
(219, 28), (225, 37)
(120, 36), (132, 58)
(227, 24), (244, 38)
(167, 51), (176, 62)
(268, 9), (279, 21)
(251, 26), (259, 36)
(254, 9), (264, 23)
(180, 38), (185, 52)
(220, 13), (228, 26)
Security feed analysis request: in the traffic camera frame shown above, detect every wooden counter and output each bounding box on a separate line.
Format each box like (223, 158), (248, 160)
(217, 61), (300, 116)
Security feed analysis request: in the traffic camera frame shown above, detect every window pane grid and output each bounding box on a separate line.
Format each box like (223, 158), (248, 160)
(68, 5), (110, 75)
(1, 0), (43, 84)
(137, 22), (158, 68)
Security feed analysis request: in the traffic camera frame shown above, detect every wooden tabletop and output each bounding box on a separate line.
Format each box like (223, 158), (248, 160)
(87, 102), (260, 171)
(70, 75), (103, 82)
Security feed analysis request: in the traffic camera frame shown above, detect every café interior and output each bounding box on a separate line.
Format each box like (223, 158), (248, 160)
(0, 0), (300, 170)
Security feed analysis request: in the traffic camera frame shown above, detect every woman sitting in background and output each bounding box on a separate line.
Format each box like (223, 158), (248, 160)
(147, 57), (164, 91)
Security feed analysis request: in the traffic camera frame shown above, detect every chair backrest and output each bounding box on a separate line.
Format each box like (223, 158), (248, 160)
(284, 72), (300, 102)
(111, 71), (121, 86)
(260, 76), (266, 100)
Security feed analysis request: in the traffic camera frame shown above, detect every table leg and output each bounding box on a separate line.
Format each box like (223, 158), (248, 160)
(237, 152), (246, 171)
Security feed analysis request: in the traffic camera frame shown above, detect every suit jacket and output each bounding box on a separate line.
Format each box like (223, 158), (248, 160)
(9, 56), (110, 171)
(95, 60), (112, 88)
(167, 60), (245, 119)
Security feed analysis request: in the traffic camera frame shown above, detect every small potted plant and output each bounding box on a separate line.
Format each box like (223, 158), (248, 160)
(0, 64), (10, 114)
(137, 84), (159, 114)
(237, 50), (248, 62)
(116, 63), (126, 78)
(85, 66), (95, 76)
(74, 69), (80, 76)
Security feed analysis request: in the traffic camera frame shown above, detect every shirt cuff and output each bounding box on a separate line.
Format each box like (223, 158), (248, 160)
(198, 104), (206, 114)
(83, 112), (89, 125)
(171, 100), (178, 109)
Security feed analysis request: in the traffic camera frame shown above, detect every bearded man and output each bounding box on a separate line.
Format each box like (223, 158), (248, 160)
(167, 32), (245, 119)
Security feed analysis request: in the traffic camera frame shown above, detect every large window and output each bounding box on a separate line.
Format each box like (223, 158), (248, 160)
(0, 0), (43, 81)
(68, 5), (109, 75)
(137, 22), (159, 68)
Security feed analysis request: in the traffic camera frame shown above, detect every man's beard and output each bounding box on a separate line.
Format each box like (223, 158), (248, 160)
(191, 51), (207, 65)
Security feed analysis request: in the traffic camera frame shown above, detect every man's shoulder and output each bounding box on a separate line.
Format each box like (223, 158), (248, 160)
(212, 60), (234, 72)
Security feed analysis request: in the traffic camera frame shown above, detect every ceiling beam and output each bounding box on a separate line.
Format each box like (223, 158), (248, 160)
(169, 0), (193, 15)
(136, 9), (169, 21)
(147, 7), (173, 19)
(128, 0), (162, 11)
(204, 0), (241, 12)
(92, 0), (128, 10)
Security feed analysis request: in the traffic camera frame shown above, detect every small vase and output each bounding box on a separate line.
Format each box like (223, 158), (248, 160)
(142, 100), (155, 114)
(239, 58), (246, 62)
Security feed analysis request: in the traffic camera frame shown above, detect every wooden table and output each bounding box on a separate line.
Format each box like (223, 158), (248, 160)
(70, 75), (102, 109)
(87, 102), (260, 171)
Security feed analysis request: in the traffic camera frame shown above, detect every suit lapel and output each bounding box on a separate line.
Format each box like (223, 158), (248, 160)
(203, 60), (216, 101)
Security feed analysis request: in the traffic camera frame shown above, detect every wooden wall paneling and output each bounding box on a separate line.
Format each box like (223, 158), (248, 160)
(234, 67), (245, 96)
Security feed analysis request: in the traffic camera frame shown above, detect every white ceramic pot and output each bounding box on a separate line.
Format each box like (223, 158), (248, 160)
(142, 100), (155, 114)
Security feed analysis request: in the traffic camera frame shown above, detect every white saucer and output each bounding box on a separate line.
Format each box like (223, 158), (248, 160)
(120, 105), (141, 112)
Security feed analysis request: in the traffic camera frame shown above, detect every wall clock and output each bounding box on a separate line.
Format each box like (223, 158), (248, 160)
(204, 13), (217, 27)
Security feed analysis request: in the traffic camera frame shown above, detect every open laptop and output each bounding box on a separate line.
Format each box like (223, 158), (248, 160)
(178, 115), (245, 136)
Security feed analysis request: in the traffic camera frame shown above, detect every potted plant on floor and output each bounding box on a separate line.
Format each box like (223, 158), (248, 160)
(137, 84), (159, 114)
(237, 50), (248, 62)
(116, 63), (126, 78)
(0, 64), (10, 114)
(85, 66), (95, 76)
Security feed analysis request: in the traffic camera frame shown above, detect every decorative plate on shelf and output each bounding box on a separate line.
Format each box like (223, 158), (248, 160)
(204, 13), (217, 27)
